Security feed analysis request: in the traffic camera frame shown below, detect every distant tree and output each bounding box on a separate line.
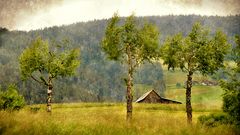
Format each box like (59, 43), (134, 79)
(0, 27), (8, 34)
(160, 22), (230, 124)
(101, 13), (159, 120)
(220, 35), (240, 126)
(0, 27), (8, 47)
(135, 62), (165, 96)
(0, 84), (25, 111)
(19, 37), (80, 112)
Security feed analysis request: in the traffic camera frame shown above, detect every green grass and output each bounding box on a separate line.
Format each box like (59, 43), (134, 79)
(159, 66), (224, 110)
(160, 60), (214, 86)
(165, 85), (223, 104)
(0, 103), (237, 135)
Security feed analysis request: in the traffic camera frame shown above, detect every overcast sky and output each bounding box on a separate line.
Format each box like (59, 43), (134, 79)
(0, 0), (239, 31)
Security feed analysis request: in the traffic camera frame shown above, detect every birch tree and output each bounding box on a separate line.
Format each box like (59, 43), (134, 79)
(19, 37), (80, 112)
(101, 13), (159, 120)
(161, 22), (230, 123)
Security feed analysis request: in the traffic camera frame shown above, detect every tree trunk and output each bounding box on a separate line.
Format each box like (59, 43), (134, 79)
(47, 77), (53, 112)
(126, 46), (133, 121)
(126, 70), (133, 121)
(186, 71), (193, 124)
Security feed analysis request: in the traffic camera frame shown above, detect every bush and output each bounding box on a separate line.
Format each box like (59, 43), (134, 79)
(198, 113), (233, 127)
(30, 107), (40, 113)
(222, 90), (240, 125)
(176, 82), (181, 88)
(0, 84), (25, 111)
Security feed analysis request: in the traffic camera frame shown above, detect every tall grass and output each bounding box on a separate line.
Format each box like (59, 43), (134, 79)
(0, 103), (236, 135)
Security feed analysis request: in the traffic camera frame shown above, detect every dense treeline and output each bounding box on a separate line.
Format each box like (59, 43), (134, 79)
(0, 15), (239, 104)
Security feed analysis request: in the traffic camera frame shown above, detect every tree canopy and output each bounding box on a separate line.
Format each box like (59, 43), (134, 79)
(161, 22), (229, 74)
(20, 38), (80, 81)
(102, 13), (159, 65)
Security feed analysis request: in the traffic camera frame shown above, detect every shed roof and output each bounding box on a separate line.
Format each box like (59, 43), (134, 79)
(135, 90), (159, 103)
(135, 89), (182, 104)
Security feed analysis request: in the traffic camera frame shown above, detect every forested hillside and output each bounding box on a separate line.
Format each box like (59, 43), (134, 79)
(0, 15), (239, 104)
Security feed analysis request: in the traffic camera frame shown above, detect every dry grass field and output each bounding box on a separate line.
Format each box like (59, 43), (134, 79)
(0, 103), (236, 135)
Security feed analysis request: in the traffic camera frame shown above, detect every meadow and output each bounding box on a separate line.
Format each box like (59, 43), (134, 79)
(0, 68), (234, 135)
(0, 103), (236, 135)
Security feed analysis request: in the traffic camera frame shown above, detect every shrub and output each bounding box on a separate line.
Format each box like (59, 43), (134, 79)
(222, 90), (240, 126)
(0, 84), (25, 111)
(176, 82), (181, 88)
(30, 107), (40, 113)
(198, 113), (233, 127)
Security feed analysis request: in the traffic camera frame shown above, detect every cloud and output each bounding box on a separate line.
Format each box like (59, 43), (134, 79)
(0, 0), (239, 31)
(173, 0), (240, 13)
(173, 0), (203, 6)
(0, 0), (63, 29)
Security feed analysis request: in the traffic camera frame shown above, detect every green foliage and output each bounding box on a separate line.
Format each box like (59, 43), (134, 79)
(0, 84), (25, 111)
(220, 35), (240, 126)
(19, 37), (49, 79)
(160, 33), (183, 70)
(161, 22), (230, 74)
(19, 37), (80, 80)
(102, 13), (159, 66)
(230, 35), (240, 64)
(198, 113), (233, 127)
(101, 13), (122, 60)
(176, 82), (181, 88)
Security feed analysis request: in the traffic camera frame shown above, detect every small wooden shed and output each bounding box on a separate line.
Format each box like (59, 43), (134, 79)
(135, 90), (182, 104)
